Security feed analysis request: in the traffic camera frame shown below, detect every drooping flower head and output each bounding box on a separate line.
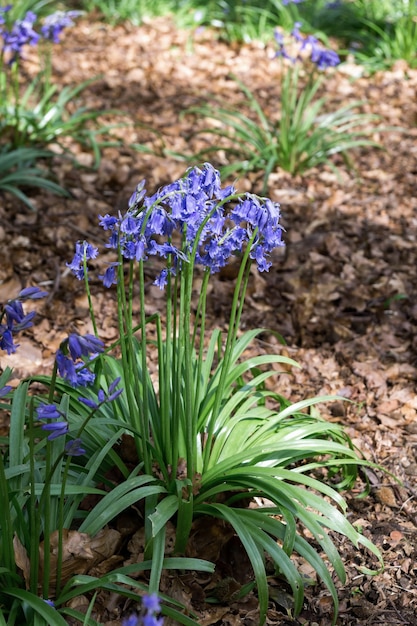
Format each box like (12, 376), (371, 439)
(68, 164), (284, 290)
(67, 241), (98, 280)
(78, 377), (123, 410)
(275, 22), (340, 70)
(56, 333), (104, 387)
(0, 384), (12, 397)
(65, 438), (86, 456)
(41, 10), (82, 43)
(0, 286), (47, 354)
(36, 403), (68, 440)
(1, 10), (39, 63)
(122, 593), (164, 626)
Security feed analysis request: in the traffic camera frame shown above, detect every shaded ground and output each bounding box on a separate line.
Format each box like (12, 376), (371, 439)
(1, 16), (417, 625)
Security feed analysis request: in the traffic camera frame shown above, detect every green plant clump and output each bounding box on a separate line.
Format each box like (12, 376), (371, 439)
(0, 164), (382, 625)
(185, 23), (382, 191)
(0, 6), (117, 207)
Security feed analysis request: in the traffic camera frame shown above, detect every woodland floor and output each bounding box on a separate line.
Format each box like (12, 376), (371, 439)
(1, 15), (417, 626)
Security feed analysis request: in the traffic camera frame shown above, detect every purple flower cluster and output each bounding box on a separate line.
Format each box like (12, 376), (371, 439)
(122, 594), (164, 626)
(41, 10), (82, 44)
(0, 7), (81, 63)
(56, 333), (104, 387)
(0, 287), (47, 355)
(66, 241), (98, 280)
(275, 22), (340, 70)
(68, 164), (284, 288)
(0, 9), (38, 62)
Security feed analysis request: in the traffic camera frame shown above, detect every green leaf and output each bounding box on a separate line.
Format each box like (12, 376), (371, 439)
(149, 494), (179, 537)
(3, 589), (68, 626)
(79, 475), (166, 536)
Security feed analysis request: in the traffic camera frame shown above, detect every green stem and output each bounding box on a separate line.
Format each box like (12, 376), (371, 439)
(28, 402), (40, 594)
(138, 259), (152, 475)
(160, 264), (172, 464)
(116, 256), (142, 459)
(182, 257), (196, 483)
(0, 452), (15, 583)
(42, 441), (52, 599)
(83, 252), (98, 337)
(11, 61), (21, 148)
(192, 268), (210, 429)
(55, 458), (71, 598)
(202, 232), (256, 472)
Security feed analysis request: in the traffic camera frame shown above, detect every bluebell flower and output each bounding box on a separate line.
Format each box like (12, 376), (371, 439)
(79, 377), (123, 409)
(17, 286), (48, 300)
(36, 403), (68, 440)
(300, 34), (320, 59)
(56, 350), (78, 385)
(65, 438), (86, 456)
(0, 384), (12, 397)
(55, 333), (103, 387)
(67, 333), (104, 361)
(99, 263), (119, 288)
(43, 599), (55, 608)
(4, 301), (36, 331)
(74, 363), (96, 387)
(154, 269), (169, 290)
(122, 593), (164, 626)
(251, 244), (271, 272)
(313, 48), (340, 69)
(2, 10), (40, 63)
(36, 403), (62, 420)
(142, 594), (161, 613)
(41, 10), (82, 43)
(41, 420), (69, 440)
(128, 180), (147, 209)
(99, 214), (119, 230)
(67, 241), (99, 280)
(56, 350), (96, 387)
(121, 214), (141, 235)
(0, 327), (16, 354)
(0, 287), (45, 354)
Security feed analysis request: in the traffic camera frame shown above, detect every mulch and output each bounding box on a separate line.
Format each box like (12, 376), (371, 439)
(1, 15), (417, 625)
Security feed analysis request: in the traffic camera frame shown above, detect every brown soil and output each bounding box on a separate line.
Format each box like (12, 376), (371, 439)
(1, 16), (417, 626)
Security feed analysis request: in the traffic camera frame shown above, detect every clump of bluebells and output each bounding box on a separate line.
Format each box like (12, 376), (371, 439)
(274, 20), (340, 69)
(67, 162), (285, 545)
(185, 21), (378, 186)
(0, 165), (383, 625)
(68, 163), (284, 290)
(0, 6), (84, 156)
(0, 6), (82, 64)
(0, 288), (122, 454)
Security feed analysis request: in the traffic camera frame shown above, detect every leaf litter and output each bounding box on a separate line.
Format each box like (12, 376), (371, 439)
(0, 15), (417, 626)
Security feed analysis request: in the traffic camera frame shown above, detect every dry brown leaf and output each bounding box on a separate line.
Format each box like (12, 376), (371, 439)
(13, 534), (31, 589)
